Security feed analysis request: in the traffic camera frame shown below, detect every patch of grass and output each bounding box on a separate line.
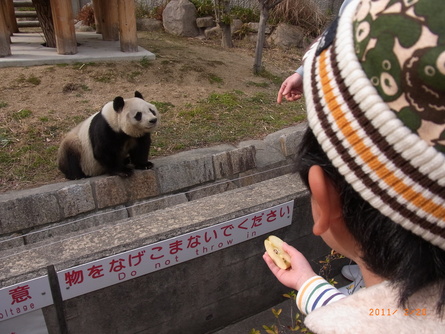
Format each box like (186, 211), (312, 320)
(17, 74), (41, 86)
(28, 75), (41, 85)
(0, 128), (14, 148)
(0, 101), (8, 108)
(13, 109), (32, 120)
(139, 56), (152, 68)
(150, 101), (175, 113)
(152, 90), (305, 157)
(94, 73), (115, 83)
(127, 71), (143, 82)
(63, 83), (91, 93)
(181, 64), (205, 73)
(207, 73), (224, 84)
(205, 60), (225, 66)
(72, 115), (87, 124)
(256, 70), (283, 86)
(246, 81), (270, 88)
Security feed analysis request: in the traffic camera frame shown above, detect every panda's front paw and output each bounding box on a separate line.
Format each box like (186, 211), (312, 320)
(135, 161), (154, 170)
(114, 167), (134, 177)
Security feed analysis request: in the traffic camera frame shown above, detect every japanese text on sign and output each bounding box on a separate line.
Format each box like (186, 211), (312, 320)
(59, 201), (294, 300)
(0, 276), (52, 322)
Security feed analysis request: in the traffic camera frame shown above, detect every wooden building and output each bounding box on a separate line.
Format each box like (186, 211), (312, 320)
(0, 0), (139, 57)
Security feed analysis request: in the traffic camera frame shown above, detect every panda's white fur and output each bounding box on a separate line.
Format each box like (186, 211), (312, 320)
(58, 91), (159, 179)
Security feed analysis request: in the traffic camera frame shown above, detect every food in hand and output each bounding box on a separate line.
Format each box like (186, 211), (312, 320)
(264, 235), (291, 269)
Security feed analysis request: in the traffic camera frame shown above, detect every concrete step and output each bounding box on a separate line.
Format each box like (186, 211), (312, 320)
(14, 11), (38, 18)
(13, 1), (34, 8)
(17, 21), (40, 28)
(14, 0), (38, 28)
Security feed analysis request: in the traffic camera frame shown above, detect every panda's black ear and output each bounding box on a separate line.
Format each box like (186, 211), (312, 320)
(113, 96), (125, 112)
(135, 91), (144, 100)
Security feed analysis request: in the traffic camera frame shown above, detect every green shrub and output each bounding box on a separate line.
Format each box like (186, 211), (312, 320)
(230, 6), (259, 23)
(190, 0), (214, 17)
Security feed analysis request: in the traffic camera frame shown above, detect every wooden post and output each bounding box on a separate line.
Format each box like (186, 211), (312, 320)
(118, 0), (138, 52)
(91, 0), (102, 34)
(50, 0), (77, 54)
(33, 0), (56, 48)
(0, 4), (12, 57)
(99, 0), (119, 41)
(4, 0), (19, 34)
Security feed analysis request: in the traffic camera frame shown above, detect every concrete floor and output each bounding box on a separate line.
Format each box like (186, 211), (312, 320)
(0, 31), (155, 68)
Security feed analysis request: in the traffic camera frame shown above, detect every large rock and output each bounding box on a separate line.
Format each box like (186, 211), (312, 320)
(162, 0), (199, 37)
(231, 19), (243, 34)
(196, 16), (215, 29)
(268, 23), (305, 49)
(204, 26), (221, 39)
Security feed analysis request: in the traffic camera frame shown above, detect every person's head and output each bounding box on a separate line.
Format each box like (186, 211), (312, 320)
(297, 0), (445, 313)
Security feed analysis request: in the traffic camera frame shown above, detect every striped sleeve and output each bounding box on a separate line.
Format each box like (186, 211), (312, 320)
(296, 276), (346, 315)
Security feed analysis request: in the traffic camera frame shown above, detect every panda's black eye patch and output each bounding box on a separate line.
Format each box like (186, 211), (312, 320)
(135, 112), (142, 121)
(149, 108), (156, 116)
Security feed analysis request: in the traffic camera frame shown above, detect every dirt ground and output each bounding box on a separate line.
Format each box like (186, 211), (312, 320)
(0, 30), (303, 193)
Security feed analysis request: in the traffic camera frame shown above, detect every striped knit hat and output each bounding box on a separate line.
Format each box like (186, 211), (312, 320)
(303, 0), (445, 250)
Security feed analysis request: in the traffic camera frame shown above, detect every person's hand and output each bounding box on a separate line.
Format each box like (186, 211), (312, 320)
(263, 242), (316, 291)
(277, 72), (303, 104)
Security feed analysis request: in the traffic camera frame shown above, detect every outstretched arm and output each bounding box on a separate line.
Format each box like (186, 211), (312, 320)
(276, 72), (304, 104)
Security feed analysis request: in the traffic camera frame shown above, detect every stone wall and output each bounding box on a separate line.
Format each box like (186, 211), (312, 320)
(0, 123), (306, 257)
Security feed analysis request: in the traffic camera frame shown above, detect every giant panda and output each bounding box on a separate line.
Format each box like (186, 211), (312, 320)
(58, 91), (159, 180)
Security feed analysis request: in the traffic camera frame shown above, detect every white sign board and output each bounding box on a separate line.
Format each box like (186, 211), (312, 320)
(0, 200), (294, 327)
(58, 200), (294, 300)
(0, 276), (52, 322)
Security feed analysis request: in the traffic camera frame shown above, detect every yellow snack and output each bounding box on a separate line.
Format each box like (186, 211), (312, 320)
(264, 235), (291, 269)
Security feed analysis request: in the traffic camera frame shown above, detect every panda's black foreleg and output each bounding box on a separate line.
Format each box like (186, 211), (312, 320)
(97, 151), (134, 177)
(130, 134), (153, 170)
(60, 147), (88, 180)
(90, 115), (134, 177)
(95, 145), (134, 177)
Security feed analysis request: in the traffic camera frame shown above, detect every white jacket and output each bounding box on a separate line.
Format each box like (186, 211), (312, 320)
(304, 281), (445, 334)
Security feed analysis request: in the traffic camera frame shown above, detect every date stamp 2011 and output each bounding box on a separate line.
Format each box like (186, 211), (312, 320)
(369, 308), (427, 316)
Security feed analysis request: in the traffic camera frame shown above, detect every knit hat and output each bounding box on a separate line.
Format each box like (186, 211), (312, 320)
(303, 0), (445, 250)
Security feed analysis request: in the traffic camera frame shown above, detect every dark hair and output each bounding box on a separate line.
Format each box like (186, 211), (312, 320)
(297, 127), (445, 314)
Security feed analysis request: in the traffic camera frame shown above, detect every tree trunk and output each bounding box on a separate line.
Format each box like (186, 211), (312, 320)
(32, 0), (56, 48)
(253, 0), (284, 74)
(219, 22), (233, 48)
(214, 0), (233, 48)
(253, 10), (268, 74)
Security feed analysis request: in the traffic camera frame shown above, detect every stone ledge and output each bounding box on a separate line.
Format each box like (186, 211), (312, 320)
(0, 173), (307, 287)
